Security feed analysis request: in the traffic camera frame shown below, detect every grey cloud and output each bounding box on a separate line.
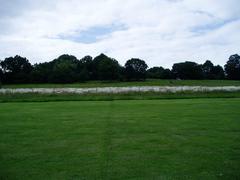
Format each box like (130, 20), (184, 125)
(0, 0), (239, 67)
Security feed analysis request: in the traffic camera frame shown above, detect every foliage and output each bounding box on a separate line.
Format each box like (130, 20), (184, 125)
(147, 67), (173, 79)
(211, 65), (225, 80)
(0, 55), (33, 83)
(202, 60), (214, 79)
(172, 61), (203, 79)
(0, 68), (3, 88)
(50, 55), (79, 83)
(92, 54), (122, 80)
(0, 54), (239, 84)
(202, 60), (225, 79)
(225, 54), (240, 80)
(31, 62), (54, 83)
(79, 55), (93, 80)
(125, 58), (148, 80)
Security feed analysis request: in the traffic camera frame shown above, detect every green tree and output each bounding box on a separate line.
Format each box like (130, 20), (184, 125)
(0, 55), (33, 83)
(92, 54), (121, 80)
(147, 67), (173, 79)
(211, 65), (225, 80)
(225, 54), (240, 80)
(202, 60), (225, 79)
(0, 68), (3, 88)
(161, 68), (173, 79)
(172, 61), (203, 80)
(32, 54), (81, 83)
(31, 62), (54, 83)
(79, 55), (93, 81)
(202, 60), (214, 79)
(125, 58), (148, 80)
(50, 54), (79, 83)
(147, 67), (164, 79)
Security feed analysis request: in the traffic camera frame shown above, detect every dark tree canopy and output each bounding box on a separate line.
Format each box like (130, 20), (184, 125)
(92, 54), (122, 80)
(0, 53), (239, 84)
(225, 54), (240, 80)
(125, 58), (148, 80)
(50, 54), (79, 83)
(32, 54), (80, 83)
(0, 68), (3, 86)
(31, 62), (54, 83)
(202, 60), (225, 79)
(0, 55), (33, 74)
(147, 67), (173, 79)
(211, 65), (225, 80)
(172, 61), (203, 80)
(78, 55), (93, 81)
(147, 67), (164, 79)
(0, 55), (33, 83)
(202, 60), (214, 79)
(80, 55), (93, 64)
(161, 69), (173, 79)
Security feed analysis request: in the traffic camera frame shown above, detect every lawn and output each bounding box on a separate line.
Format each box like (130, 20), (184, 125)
(0, 98), (240, 179)
(2, 79), (240, 88)
(1, 91), (240, 103)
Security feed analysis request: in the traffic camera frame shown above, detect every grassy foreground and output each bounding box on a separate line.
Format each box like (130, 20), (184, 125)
(0, 98), (240, 179)
(2, 79), (240, 88)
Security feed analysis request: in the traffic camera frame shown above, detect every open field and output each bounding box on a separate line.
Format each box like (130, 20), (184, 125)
(1, 98), (240, 179)
(2, 79), (240, 88)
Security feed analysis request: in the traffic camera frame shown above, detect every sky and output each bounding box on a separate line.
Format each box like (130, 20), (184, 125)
(0, 0), (239, 68)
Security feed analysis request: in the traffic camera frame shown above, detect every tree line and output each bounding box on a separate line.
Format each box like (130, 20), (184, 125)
(0, 53), (240, 84)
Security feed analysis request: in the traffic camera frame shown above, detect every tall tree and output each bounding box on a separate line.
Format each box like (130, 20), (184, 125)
(0, 55), (33, 83)
(92, 54), (121, 80)
(211, 65), (225, 80)
(172, 61), (203, 80)
(0, 68), (3, 87)
(31, 62), (54, 83)
(147, 67), (165, 79)
(50, 54), (79, 83)
(161, 68), (173, 79)
(225, 54), (240, 80)
(202, 60), (225, 79)
(147, 66), (173, 79)
(125, 58), (148, 80)
(202, 60), (214, 79)
(79, 55), (93, 81)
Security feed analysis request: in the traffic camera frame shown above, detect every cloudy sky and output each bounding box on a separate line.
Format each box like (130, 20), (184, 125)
(0, 0), (239, 68)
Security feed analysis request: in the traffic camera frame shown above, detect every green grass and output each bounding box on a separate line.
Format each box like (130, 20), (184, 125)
(2, 79), (240, 88)
(1, 91), (240, 103)
(0, 98), (240, 179)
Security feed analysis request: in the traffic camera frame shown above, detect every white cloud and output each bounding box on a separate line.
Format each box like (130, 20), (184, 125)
(0, 0), (239, 68)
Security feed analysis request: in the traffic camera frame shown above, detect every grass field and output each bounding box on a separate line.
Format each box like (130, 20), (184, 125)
(1, 98), (240, 179)
(1, 91), (240, 103)
(2, 79), (240, 88)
